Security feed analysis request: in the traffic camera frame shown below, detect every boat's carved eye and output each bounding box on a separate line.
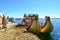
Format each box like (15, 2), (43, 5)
(25, 19), (30, 23)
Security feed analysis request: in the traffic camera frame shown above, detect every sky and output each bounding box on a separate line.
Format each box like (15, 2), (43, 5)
(0, 0), (60, 18)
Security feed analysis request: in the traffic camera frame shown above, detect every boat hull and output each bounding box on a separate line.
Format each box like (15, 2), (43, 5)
(40, 21), (53, 33)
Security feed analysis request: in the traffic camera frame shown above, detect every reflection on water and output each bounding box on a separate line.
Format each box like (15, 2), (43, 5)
(36, 33), (53, 40)
(12, 18), (60, 40)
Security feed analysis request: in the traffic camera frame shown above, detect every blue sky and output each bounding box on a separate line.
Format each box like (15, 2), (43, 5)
(0, 0), (60, 18)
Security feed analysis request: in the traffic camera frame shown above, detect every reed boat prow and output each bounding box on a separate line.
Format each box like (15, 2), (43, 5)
(40, 16), (53, 33)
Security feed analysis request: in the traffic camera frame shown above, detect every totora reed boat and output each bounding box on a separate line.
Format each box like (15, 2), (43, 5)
(21, 14), (53, 34)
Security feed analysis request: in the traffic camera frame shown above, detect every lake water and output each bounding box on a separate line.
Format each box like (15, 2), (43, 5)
(12, 18), (60, 40)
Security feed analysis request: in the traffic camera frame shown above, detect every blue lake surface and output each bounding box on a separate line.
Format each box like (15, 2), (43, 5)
(12, 18), (60, 40)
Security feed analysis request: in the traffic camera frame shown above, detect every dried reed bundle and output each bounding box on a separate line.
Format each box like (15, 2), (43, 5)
(0, 23), (40, 40)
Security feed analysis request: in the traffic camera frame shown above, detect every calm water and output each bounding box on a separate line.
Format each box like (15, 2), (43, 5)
(12, 18), (60, 40)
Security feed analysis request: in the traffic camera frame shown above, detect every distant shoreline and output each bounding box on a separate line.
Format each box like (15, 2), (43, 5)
(8, 16), (60, 19)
